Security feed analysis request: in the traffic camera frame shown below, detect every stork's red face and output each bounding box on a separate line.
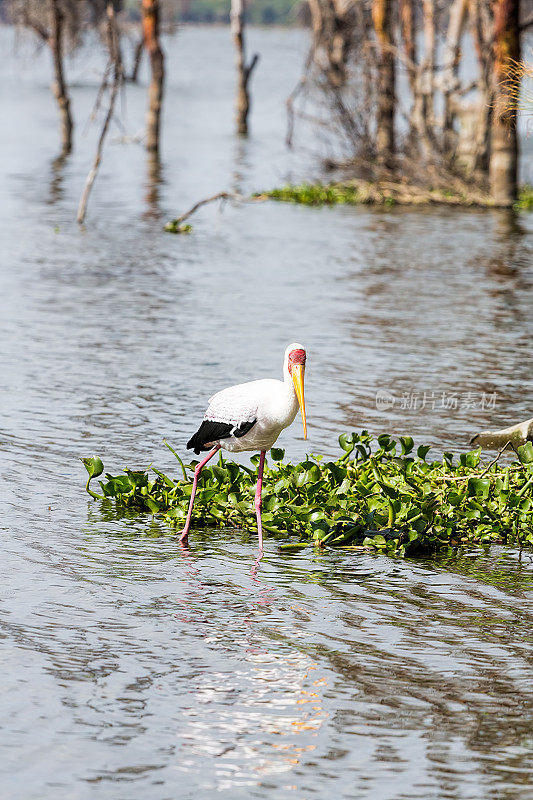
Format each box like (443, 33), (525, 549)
(288, 348), (307, 440)
(287, 349), (306, 371)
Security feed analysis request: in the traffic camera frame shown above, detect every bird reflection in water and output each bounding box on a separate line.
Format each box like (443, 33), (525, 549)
(173, 539), (329, 785)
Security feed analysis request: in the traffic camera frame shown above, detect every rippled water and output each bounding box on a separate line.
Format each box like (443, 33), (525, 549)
(1, 25), (533, 800)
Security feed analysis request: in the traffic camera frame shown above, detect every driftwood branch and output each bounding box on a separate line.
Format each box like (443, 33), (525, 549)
(166, 192), (239, 228)
(470, 418), (533, 449)
(477, 441), (514, 477)
(77, 3), (123, 224)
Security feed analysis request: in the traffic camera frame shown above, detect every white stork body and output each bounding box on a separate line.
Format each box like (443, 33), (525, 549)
(178, 343), (307, 549)
(202, 378), (299, 453)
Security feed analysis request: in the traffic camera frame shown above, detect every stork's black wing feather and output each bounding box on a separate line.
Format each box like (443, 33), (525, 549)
(187, 419), (257, 455)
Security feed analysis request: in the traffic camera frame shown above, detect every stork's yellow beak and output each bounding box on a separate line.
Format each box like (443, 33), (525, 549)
(291, 364), (307, 440)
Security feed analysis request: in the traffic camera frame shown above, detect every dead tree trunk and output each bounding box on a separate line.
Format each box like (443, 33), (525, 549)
(421, 0), (436, 136)
(471, 0), (494, 174)
(372, 0), (395, 165)
(48, 0), (73, 153)
(399, 0), (421, 152)
(408, 0), (439, 161)
(142, 0), (164, 153)
(230, 0), (259, 136)
(399, 0), (416, 93)
(442, 0), (469, 156)
(489, 0), (521, 206)
(315, 0), (356, 88)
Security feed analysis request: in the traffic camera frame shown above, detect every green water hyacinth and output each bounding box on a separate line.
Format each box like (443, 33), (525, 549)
(83, 433), (533, 555)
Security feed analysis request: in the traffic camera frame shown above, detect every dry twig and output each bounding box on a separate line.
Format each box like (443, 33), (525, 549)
(167, 192), (240, 227)
(77, 2), (123, 224)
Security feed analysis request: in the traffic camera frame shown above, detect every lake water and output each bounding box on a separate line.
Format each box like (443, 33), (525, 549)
(1, 24), (532, 800)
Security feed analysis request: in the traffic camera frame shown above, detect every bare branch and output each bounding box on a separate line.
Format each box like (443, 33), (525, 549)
(26, 18), (50, 43)
(83, 62), (112, 135)
(127, 37), (144, 82)
(77, 3), (123, 224)
(245, 53), (260, 86)
(167, 192), (240, 227)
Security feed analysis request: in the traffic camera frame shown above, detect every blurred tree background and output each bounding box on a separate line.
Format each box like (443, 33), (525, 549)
(1, 0), (531, 209)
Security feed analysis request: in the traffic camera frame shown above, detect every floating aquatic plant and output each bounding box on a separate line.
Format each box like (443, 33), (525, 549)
(515, 184), (533, 210)
(163, 221), (193, 234)
(257, 182), (533, 210)
(83, 433), (533, 555)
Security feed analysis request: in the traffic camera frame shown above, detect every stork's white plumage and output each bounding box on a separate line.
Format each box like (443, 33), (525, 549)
(178, 343), (307, 549)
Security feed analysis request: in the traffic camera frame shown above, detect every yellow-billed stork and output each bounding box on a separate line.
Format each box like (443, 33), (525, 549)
(178, 342), (307, 549)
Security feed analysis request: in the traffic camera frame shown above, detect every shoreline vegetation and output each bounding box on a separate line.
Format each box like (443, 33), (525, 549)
(257, 182), (533, 210)
(83, 432), (533, 556)
(163, 182), (533, 233)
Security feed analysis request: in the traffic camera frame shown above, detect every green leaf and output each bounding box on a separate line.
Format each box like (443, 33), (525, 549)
(292, 471), (308, 488)
(380, 483), (398, 500)
(400, 436), (414, 456)
(271, 448), (285, 461)
(339, 432), (355, 453)
(82, 457), (104, 479)
(163, 440), (188, 481)
(211, 466), (228, 483)
(151, 467), (175, 488)
(460, 448), (481, 468)
(125, 470), (149, 490)
(145, 497), (160, 514)
(517, 442), (533, 464)
(417, 445), (431, 461)
(263, 496), (280, 512)
(325, 462), (347, 483)
(467, 477), (491, 499)
(82, 457), (104, 499)
(101, 475), (130, 497)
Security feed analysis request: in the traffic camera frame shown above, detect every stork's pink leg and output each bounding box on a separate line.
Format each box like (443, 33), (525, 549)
(255, 450), (266, 551)
(178, 445), (220, 542)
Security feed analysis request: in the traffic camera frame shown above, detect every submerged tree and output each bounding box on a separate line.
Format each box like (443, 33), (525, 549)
(47, 0), (74, 153)
(7, 0), (122, 154)
(7, 0), (78, 152)
(490, 0), (521, 206)
(142, 0), (165, 153)
(371, 0), (395, 164)
(230, 0), (259, 135)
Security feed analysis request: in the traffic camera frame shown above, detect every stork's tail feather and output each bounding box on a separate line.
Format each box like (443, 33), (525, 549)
(187, 419), (257, 454)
